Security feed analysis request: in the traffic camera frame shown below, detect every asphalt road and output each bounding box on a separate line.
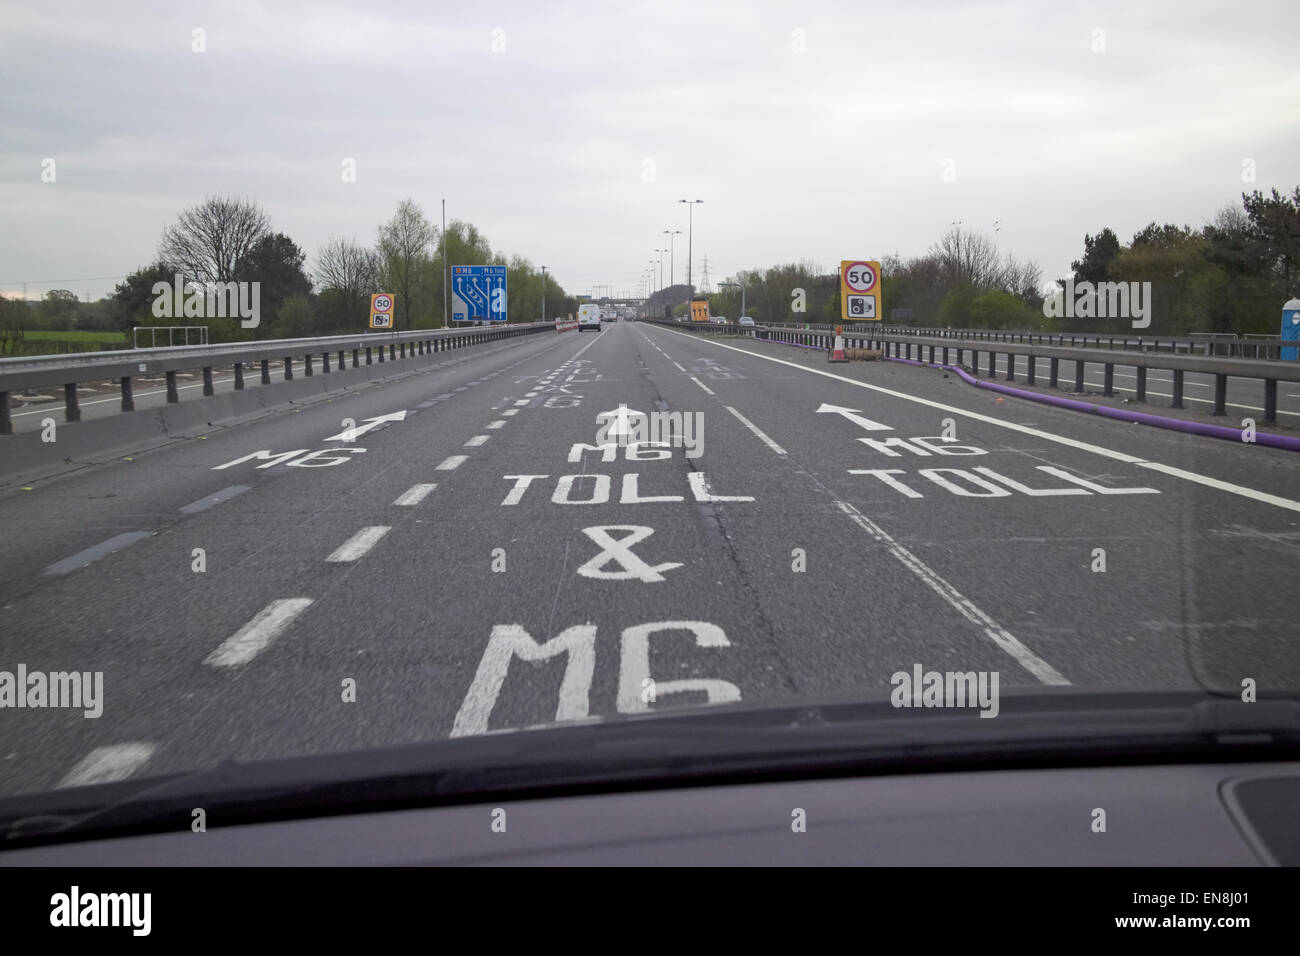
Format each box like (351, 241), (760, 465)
(1, 321), (1298, 797)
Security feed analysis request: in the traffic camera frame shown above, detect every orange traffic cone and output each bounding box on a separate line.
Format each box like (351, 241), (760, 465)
(829, 325), (848, 362)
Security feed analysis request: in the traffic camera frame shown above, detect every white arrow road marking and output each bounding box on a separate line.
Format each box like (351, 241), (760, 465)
(815, 403), (893, 432)
(204, 598), (314, 668)
(596, 404), (647, 438)
(324, 410), (407, 441)
(576, 526), (683, 582)
(57, 744), (157, 789)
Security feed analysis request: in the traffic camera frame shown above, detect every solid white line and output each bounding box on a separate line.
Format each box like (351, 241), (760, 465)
(726, 406), (787, 455)
(690, 376), (716, 395)
(465, 435), (489, 447)
(835, 500), (1069, 684)
(393, 483), (437, 506)
(204, 598), (314, 668)
(327, 525), (391, 562)
(650, 326), (1300, 513)
(436, 455), (468, 470)
(57, 744), (157, 789)
(486, 420), (506, 429)
(1135, 461), (1300, 513)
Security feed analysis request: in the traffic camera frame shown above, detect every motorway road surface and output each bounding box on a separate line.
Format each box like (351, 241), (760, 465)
(1, 321), (1298, 796)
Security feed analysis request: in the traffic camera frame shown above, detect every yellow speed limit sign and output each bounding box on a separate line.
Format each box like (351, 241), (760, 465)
(370, 292), (395, 329)
(840, 261), (880, 321)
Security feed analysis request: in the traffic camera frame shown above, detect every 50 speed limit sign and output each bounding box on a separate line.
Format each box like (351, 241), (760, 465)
(840, 260), (881, 322)
(370, 293), (395, 329)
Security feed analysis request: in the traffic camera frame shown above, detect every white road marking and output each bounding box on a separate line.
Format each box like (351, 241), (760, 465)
(725, 406), (787, 456)
(204, 598), (314, 668)
(672, 361), (686, 371)
(836, 500), (1069, 684)
(393, 483), (437, 506)
(436, 455), (468, 470)
(652, 326), (1300, 514)
(465, 435), (489, 447)
(502, 408), (519, 416)
(326, 525), (391, 562)
(42, 532), (153, 576)
(486, 420), (507, 429)
(689, 376), (716, 395)
(57, 744), (157, 789)
(179, 484), (251, 514)
(513, 399), (531, 406)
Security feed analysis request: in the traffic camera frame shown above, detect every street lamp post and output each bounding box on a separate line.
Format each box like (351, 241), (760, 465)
(678, 200), (703, 291)
(663, 229), (681, 288)
(540, 265), (547, 323)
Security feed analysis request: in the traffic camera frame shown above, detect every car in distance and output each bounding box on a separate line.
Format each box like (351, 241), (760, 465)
(739, 316), (755, 327)
(577, 304), (603, 331)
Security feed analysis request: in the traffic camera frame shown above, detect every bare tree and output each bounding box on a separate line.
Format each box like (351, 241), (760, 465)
(377, 199), (436, 330)
(1000, 253), (1043, 303)
(315, 236), (379, 297)
(931, 226), (1002, 289)
(159, 196), (271, 283)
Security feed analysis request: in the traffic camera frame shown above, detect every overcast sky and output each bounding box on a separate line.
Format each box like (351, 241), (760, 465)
(2, 0), (1298, 303)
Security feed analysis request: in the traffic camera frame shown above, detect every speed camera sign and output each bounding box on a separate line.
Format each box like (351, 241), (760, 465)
(840, 260), (881, 322)
(370, 292), (395, 329)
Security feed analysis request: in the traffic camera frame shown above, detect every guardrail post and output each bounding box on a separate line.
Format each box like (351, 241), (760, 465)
(1103, 364), (1114, 396)
(322, 352), (331, 373)
(1264, 379), (1278, 424)
(1049, 357), (1059, 388)
(203, 366), (214, 395)
(165, 372), (179, 403)
(366, 347), (373, 365)
(0, 392), (9, 433)
(1005, 353), (1015, 381)
(233, 364), (244, 391)
(120, 376), (134, 411)
(351, 349), (358, 368)
(378, 345), (385, 363)
(339, 350), (346, 369)
(1135, 367), (1145, 402)
(1212, 374), (1227, 415)
(1073, 360), (1085, 393)
(261, 359), (270, 384)
(284, 358), (293, 380)
(1171, 370), (1184, 408)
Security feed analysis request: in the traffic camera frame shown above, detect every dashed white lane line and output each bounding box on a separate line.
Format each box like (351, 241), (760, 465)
(327, 525), (391, 562)
(651, 326), (1300, 514)
(525, 391), (539, 397)
(690, 376), (716, 395)
(486, 420), (507, 429)
(204, 598), (315, 668)
(393, 483), (437, 506)
(465, 435), (489, 447)
(725, 406), (787, 456)
(436, 455), (468, 470)
(42, 532), (153, 576)
(180, 484), (250, 514)
(57, 744), (157, 789)
(835, 499), (1070, 685)
(502, 409), (519, 417)
(513, 399), (530, 406)
(672, 361), (686, 372)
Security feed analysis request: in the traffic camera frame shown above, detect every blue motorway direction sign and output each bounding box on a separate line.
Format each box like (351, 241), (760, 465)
(451, 265), (508, 323)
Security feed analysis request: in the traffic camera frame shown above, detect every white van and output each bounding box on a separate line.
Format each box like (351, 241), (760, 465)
(577, 304), (603, 332)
